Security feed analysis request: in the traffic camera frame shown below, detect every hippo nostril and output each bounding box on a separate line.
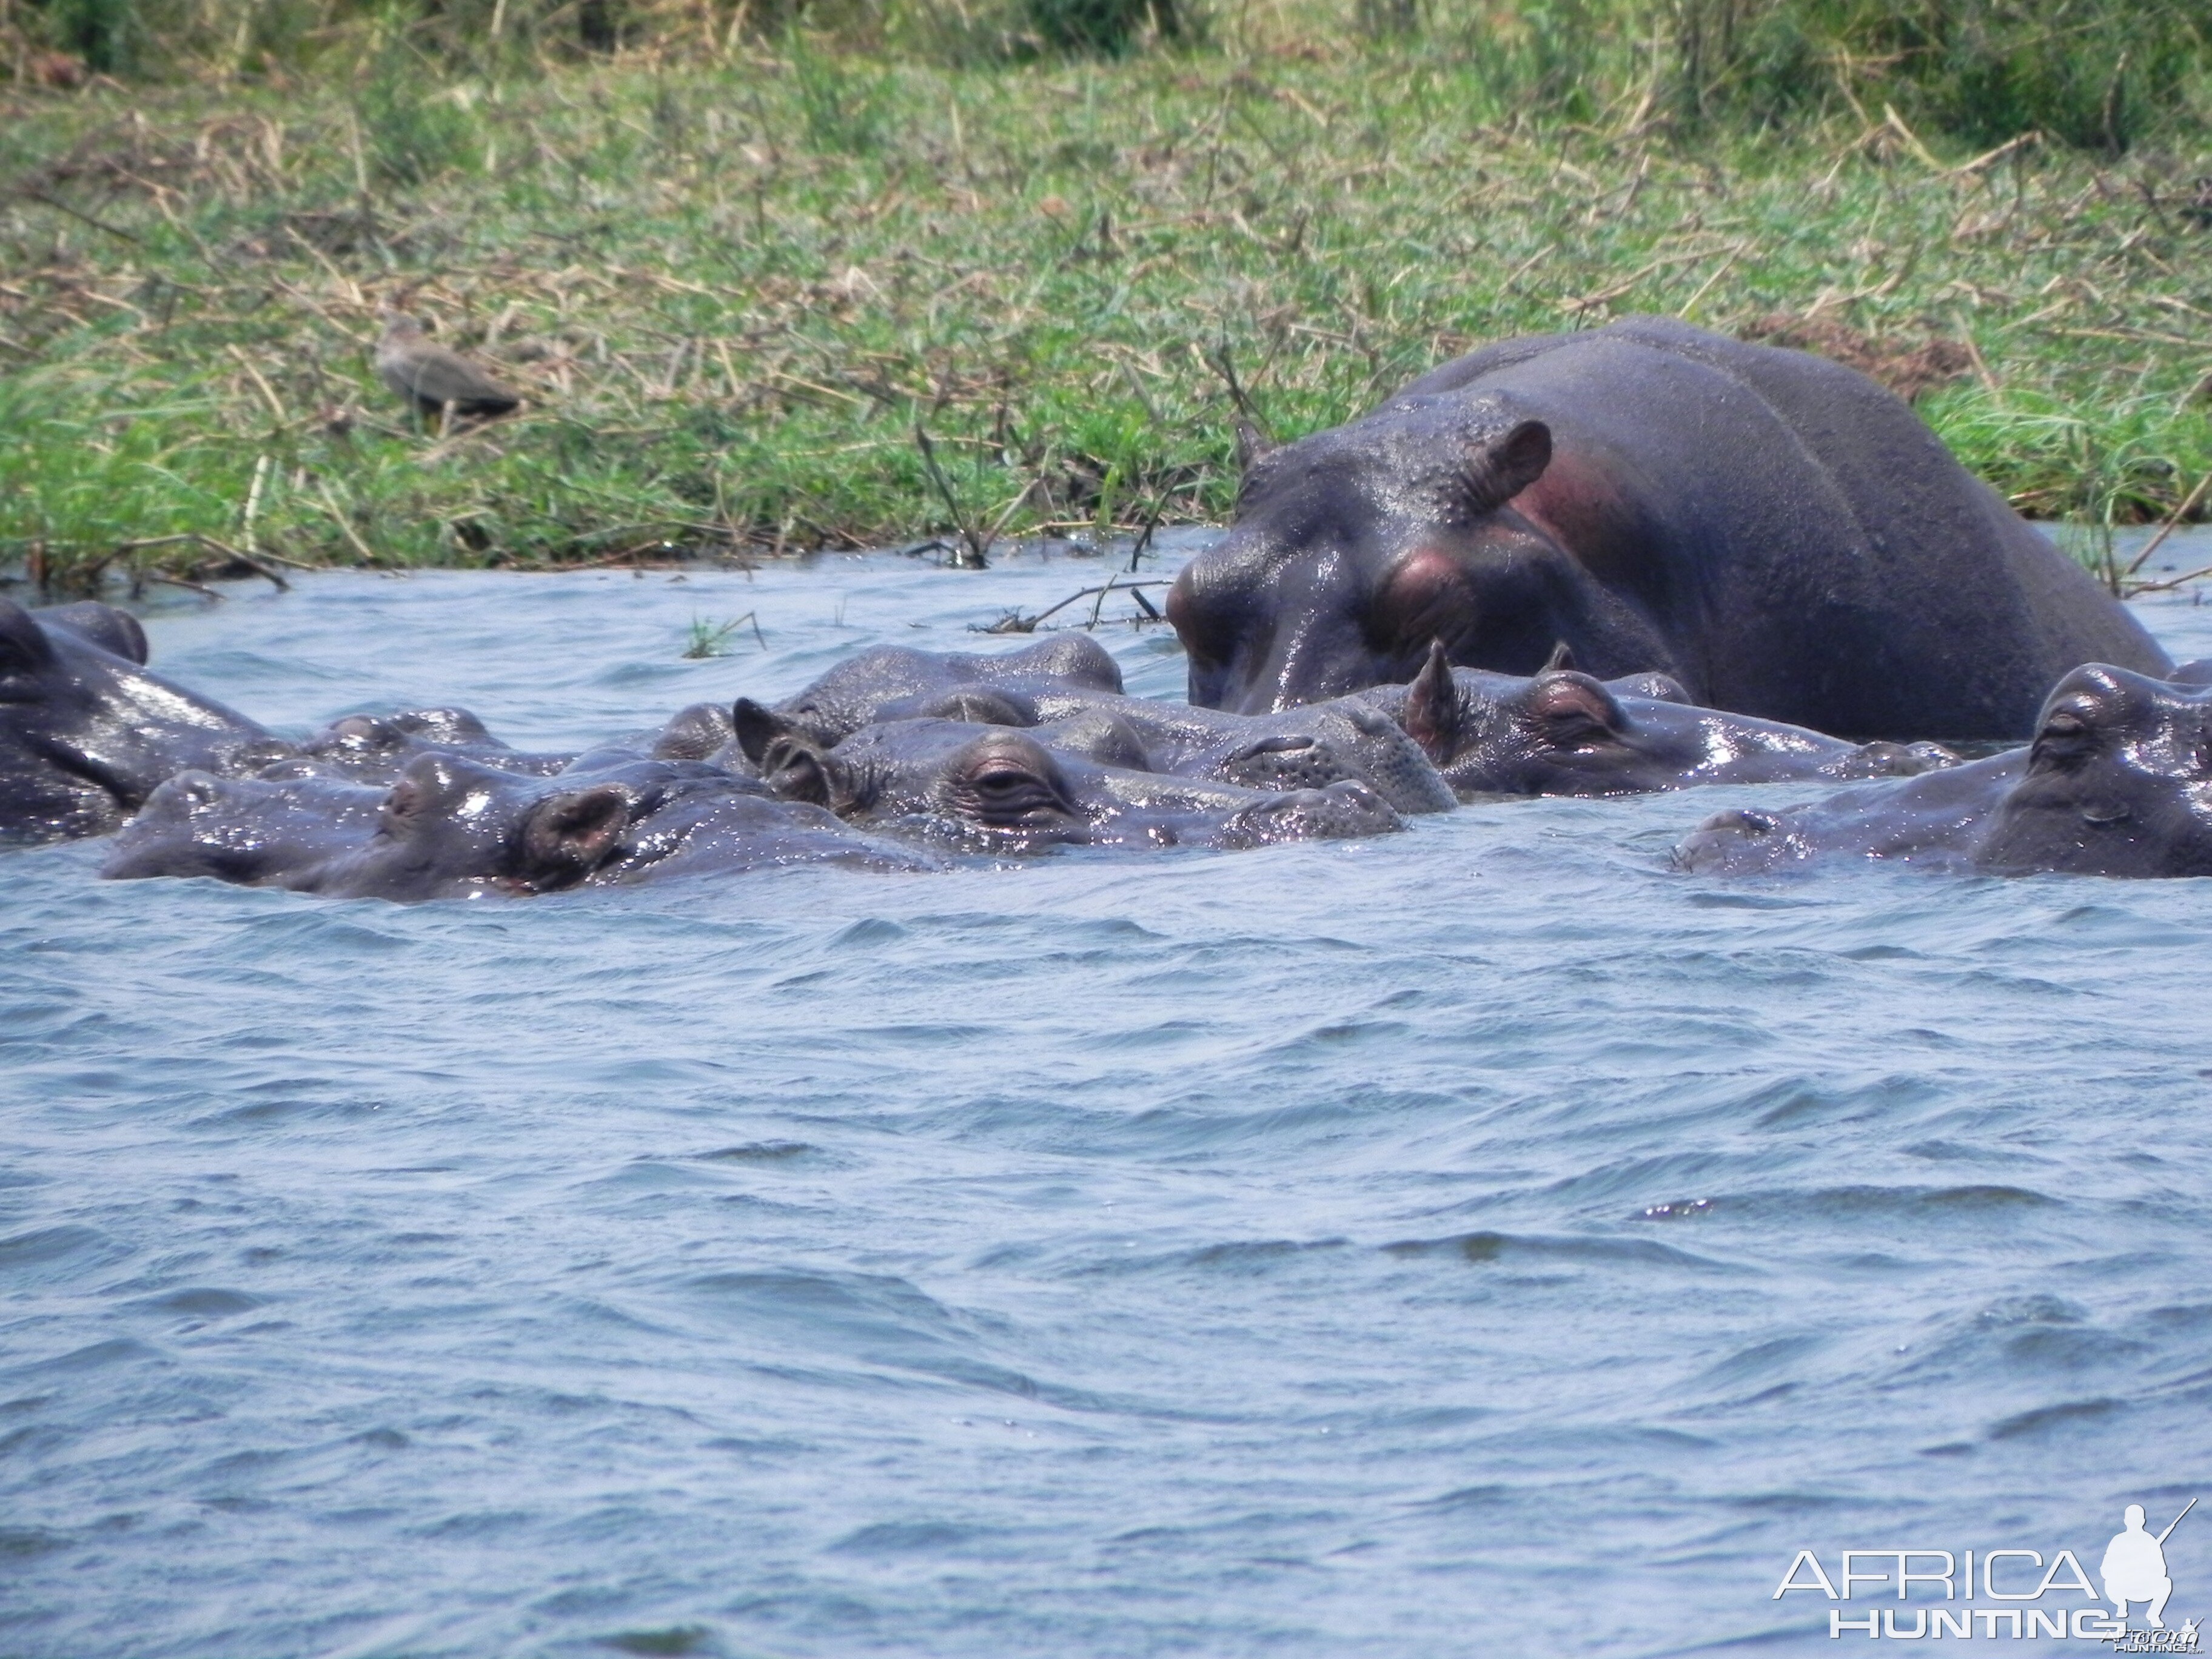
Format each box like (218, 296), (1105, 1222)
(1227, 780), (1400, 844)
(1235, 735), (1316, 758)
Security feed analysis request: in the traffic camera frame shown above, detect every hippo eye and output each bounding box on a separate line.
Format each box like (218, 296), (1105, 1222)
(957, 759), (1073, 827)
(2032, 704), (2099, 766)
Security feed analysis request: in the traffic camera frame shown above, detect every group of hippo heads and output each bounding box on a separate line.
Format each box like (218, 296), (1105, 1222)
(6, 318), (2209, 899)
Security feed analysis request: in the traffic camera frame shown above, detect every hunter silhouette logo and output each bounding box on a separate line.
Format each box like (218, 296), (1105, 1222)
(1774, 1496), (2200, 1644)
(2104, 1501), (2193, 1629)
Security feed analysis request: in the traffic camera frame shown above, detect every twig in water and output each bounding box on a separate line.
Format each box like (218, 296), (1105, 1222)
(1087, 571), (1122, 629)
(1126, 491), (1168, 572)
(2126, 558), (2212, 596)
(142, 571), (224, 602)
(972, 579), (1173, 634)
(114, 532), (290, 591)
(2122, 471), (2212, 582)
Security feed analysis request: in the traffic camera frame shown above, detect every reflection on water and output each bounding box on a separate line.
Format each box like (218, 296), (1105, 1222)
(4, 537), (2211, 1658)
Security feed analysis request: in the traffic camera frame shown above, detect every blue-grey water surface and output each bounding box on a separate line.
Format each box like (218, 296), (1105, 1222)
(5, 539), (2212, 1657)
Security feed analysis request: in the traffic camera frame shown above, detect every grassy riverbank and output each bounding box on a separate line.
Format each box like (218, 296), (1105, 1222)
(7, 36), (2212, 591)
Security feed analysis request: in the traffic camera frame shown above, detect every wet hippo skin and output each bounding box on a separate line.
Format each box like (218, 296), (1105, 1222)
(106, 752), (932, 899)
(0, 597), (289, 843)
(735, 715), (1405, 853)
(1356, 642), (1957, 796)
(1167, 316), (2169, 739)
(1673, 665), (2212, 879)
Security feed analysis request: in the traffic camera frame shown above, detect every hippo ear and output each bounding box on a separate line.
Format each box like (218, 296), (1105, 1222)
(1461, 419), (1552, 516)
(654, 701), (738, 761)
(1399, 639), (1462, 764)
(1525, 670), (1626, 740)
(1235, 420), (1278, 474)
(520, 785), (631, 888)
(37, 602), (149, 665)
(731, 697), (804, 768)
(1541, 640), (1577, 674)
(0, 599), (58, 673)
(757, 736), (836, 809)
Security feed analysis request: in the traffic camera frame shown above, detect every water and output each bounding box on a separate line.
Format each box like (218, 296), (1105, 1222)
(5, 539), (2212, 1658)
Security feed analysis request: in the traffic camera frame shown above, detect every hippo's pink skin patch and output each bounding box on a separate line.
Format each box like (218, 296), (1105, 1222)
(1509, 450), (1645, 588)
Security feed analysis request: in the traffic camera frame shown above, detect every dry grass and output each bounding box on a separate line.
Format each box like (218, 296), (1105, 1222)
(5, 41), (2212, 593)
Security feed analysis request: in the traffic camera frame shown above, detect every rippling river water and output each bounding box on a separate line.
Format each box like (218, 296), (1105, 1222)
(5, 540), (2212, 1658)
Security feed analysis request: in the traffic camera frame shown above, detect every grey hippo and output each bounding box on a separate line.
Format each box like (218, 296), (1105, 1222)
(1167, 316), (2167, 738)
(1357, 642), (1957, 796)
(1672, 665), (2212, 878)
(106, 751), (931, 900)
(761, 635), (1126, 747)
(0, 598), (288, 843)
(735, 715), (1404, 852)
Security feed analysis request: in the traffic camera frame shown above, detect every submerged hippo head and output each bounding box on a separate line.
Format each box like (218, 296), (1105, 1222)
(107, 751), (927, 898)
(1975, 665), (2212, 877)
(739, 714), (1401, 852)
(0, 598), (287, 842)
(1671, 664), (2212, 879)
(102, 768), (387, 886)
(768, 636), (1124, 747)
(1169, 401), (1676, 711)
(1148, 698), (1458, 814)
(282, 751), (694, 900)
(297, 706), (575, 784)
(1366, 643), (1955, 796)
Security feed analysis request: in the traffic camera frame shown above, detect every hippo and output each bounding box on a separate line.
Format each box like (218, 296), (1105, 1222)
(1353, 642), (1957, 796)
(1, 597), (288, 843)
(295, 706), (578, 784)
(1672, 665), (2212, 879)
(1167, 316), (2168, 738)
(106, 751), (931, 899)
(762, 635), (1127, 747)
(102, 766), (388, 886)
(733, 682), (1458, 816)
(737, 716), (1404, 851)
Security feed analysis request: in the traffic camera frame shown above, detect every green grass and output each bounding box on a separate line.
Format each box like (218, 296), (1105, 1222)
(7, 38), (2212, 592)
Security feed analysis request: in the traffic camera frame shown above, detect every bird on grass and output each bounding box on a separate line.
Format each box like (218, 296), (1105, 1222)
(375, 309), (522, 429)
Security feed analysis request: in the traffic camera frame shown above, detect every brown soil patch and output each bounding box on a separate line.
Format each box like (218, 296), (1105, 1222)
(1738, 312), (1975, 403)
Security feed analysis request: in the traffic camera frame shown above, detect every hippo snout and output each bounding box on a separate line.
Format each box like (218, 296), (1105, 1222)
(1221, 733), (1354, 794)
(1222, 779), (1403, 847)
(1670, 808), (1780, 873)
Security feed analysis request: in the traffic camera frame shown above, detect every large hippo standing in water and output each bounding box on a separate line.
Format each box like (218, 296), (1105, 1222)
(1, 598), (287, 842)
(1168, 317), (2167, 739)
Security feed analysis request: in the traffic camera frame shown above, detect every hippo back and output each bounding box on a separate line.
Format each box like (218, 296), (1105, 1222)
(1386, 318), (2166, 737)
